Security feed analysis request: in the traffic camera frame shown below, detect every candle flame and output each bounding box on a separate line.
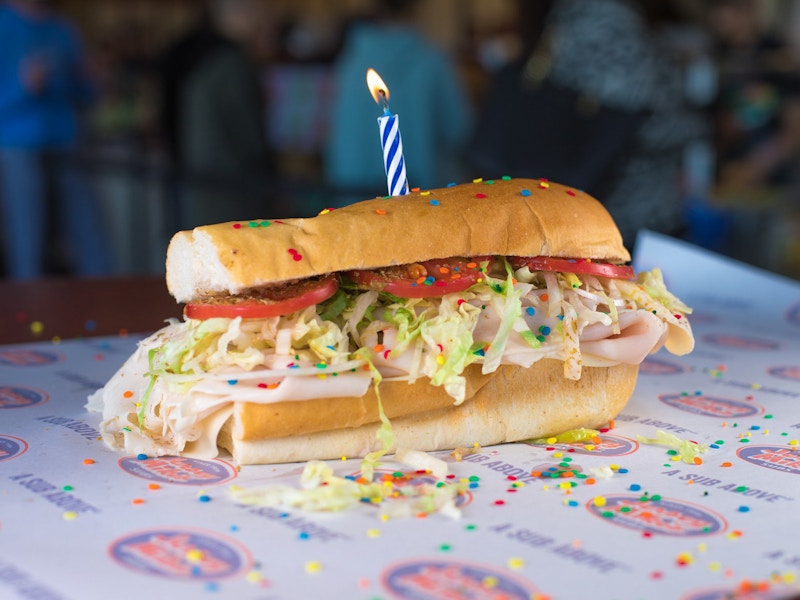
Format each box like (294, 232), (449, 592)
(366, 68), (389, 105)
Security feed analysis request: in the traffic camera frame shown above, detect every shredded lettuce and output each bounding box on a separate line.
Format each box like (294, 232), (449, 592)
(137, 348), (159, 428)
(636, 268), (693, 314)
(142, 265), (692, 403)
(482, 262), (525, 374)
(385, 304), (426, 356)
(420, 296), (481, 403)
(344, 290), (379, 343)
(318, 289), (349, 321)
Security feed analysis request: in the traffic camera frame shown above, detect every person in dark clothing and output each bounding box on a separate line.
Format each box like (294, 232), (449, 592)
(709, 0), (800, 193)
(159, 0), (274, 229)
(469, 0), (708, 250)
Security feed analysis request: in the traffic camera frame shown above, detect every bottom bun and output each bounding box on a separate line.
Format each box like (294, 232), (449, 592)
(233, 362), (497, 441)
(218, 360), (638, 465)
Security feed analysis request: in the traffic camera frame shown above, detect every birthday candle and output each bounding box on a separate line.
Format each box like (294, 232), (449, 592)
(366, 69), (409, 196)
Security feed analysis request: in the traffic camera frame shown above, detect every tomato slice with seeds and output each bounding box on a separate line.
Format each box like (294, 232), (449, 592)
(347, 256), (494, 298)
(510, 256), (634, 279)
(185, 274), (339, 320)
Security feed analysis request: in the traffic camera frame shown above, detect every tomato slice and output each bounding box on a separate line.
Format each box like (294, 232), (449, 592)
(185, 274), (339, 320)
(510, 256), (634, 279)
(347, 256), (494, 298)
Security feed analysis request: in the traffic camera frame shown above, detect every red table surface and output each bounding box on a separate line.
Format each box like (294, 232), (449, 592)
(0, 276), (183, 345)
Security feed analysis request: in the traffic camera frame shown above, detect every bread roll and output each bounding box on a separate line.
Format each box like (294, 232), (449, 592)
(233, 364), (497, 440)
(166, 178), (630, 303)
(220, 361), (638, 464)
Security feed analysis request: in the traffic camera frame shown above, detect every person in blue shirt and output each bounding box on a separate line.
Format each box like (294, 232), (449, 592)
(324, 0), (472, 200)
(0, 0), (111, 279)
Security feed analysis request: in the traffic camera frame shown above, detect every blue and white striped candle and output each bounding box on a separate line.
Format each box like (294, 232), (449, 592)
(367, 69), (409, 196)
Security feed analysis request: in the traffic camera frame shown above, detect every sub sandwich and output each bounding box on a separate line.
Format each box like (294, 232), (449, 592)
(88, 177), (694, 465)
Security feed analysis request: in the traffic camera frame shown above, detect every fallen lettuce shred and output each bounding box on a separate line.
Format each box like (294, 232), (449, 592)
(527, 428), (601, 445)
(637, 430), (709, 463)
(589, 465), (617, 480)
(229, 460), (467, 519)
(395, 447), (449, 480)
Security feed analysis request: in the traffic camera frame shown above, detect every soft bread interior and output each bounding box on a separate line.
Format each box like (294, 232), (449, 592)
(218, 361), (638, 465)
(166, 179), (630, 303)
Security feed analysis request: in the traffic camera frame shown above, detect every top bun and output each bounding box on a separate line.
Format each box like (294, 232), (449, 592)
(166, 178), (630, 303)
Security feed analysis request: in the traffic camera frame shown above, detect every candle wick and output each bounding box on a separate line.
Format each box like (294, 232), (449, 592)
(379, 90), (390, 115)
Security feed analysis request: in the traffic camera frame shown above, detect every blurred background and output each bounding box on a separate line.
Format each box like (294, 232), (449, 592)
(1, 0), (799, 281)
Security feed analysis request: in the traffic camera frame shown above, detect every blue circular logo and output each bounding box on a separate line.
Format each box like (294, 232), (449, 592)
(382, 559), (538, 600)
(109, 528), (251, 580)
(766, 365), (800, 383)
(701, 333), (779, 351)
(587, 494), (726, 536)
(0, 435), (28, 462)
(0, 349), (63, 367)
(350, 468), (473, 508)
(659, 393), (761, 418)
(737, 445), (800, 475)
(0, 386), (49, 409)
(564, 434), (638, 457)
(785, 300), (800, 327)
(640, 357), (687, 376)
(683, 584), (794, 600)
(118, 456), (237, 486)
(522, 434), (638, 457)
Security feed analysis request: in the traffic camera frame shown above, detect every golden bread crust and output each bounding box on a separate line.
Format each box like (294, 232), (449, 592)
(166, 179), (630, 303)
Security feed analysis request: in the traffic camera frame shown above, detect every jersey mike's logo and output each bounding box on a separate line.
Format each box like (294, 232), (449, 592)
(119, 456), (237, 486)
(563, 434), (638, 457)
(737, 445), (800, 475)
(351, 468), (472, 508)
(587, 494), (726, 537)
(109, 528), (251, 580)
(0, 435), (28, 462)
(683, 584), (795, 600)
(528, 461), (584, 480)
(0, 386), (49, 409)
(639, 356), (687, 376)
(0, 348), (63, 367)
(659, 393), (761, 419)
(701, 333), (779, 351)
(766, 365), (800, 383)
(381, 559), (538, 600)
(785, 299), (800, 326)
